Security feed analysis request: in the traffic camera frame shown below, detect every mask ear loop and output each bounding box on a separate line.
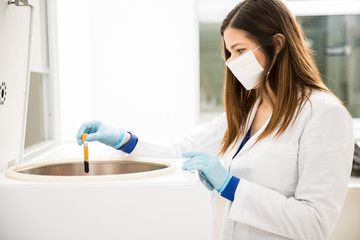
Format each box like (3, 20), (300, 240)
(267, 35), (282, 75)
(267, 54), (278, 75)
(253, 44), (276, 75)
(253, 45), (262, 52)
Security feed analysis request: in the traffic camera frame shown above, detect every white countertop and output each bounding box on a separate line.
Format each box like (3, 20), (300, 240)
(349, 177), (360, 188)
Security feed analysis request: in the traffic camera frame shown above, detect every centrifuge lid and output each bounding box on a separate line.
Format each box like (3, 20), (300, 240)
(0, 1), (33, 172)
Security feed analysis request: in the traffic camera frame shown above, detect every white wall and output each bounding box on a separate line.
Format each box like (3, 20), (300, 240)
(57, 0), (201, 143)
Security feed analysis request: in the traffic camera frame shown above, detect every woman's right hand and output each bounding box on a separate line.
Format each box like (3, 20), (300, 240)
(76, 121), (129, 149)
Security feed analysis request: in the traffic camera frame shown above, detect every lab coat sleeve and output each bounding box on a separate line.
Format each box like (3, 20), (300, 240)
(227, 102), (355, 240)
(128, 113), (227, 158)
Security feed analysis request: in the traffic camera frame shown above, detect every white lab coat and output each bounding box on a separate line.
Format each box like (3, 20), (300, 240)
(129, 89), (355, 240)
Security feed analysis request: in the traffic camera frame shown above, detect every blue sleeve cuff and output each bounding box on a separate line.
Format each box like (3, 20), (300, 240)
(220, 176), (240, 201)
(117, 132), (138, 154)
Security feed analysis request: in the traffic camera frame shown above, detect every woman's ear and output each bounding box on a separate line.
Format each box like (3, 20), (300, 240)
(273, 33), (285, 54)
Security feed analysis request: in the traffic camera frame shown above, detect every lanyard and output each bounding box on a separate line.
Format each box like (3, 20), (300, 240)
(229, 126), (252, 171)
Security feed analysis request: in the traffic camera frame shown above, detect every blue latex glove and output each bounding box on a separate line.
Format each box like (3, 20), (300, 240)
(76, 121), (128, 149)
(182, 152), (232, 192)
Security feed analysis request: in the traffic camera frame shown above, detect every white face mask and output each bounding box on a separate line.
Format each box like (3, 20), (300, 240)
(226, 45), (263, 90)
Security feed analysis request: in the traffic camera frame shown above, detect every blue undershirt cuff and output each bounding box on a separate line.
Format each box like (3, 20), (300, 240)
(220, 176), (240, 201)
(117, 132), (138, 154)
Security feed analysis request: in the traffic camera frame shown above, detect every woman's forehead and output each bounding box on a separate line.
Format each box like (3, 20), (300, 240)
(223, 27), (253, 46)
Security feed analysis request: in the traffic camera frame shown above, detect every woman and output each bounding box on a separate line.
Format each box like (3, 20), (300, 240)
(76, 0), (355, 239)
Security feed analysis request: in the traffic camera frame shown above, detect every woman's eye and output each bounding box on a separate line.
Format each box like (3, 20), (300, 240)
(236, 48), (246, 54)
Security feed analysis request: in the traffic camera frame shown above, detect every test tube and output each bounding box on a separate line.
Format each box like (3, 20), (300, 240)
(82, 134), (89, 173)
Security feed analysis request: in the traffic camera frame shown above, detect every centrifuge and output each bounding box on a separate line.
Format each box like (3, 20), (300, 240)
(0, 2), (216, 239)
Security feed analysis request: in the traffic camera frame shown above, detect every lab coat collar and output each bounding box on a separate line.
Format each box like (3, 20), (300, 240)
(229, 97), (272, 158)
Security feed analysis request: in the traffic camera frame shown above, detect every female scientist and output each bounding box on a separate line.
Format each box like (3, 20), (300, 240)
(76, 0), (355, 239)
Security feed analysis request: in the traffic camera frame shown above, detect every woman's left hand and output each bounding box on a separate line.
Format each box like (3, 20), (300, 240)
(182, 152), (232, 192)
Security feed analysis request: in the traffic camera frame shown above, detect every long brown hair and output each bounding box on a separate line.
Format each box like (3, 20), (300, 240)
(219, 0), (331, 155)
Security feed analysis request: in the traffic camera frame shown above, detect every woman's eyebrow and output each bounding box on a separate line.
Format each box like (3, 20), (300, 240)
(231, 43), (247, 48)
(226, 42), (248, 51)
